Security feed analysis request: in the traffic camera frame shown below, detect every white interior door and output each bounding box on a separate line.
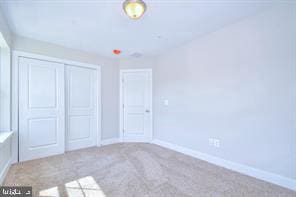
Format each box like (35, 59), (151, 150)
(66, 65), (98, 151)
(121, 70), (152, 142)
(19, 57), (65, 161)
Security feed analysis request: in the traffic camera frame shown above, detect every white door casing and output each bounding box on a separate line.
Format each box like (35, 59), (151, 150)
(19, 57), (65, 161)
(120, 69), (152, 142)
(66, 65), (98, 151)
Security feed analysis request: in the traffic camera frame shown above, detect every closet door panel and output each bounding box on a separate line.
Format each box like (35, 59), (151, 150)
(19, 57), (65, 161)
(66, 65), (98, 151)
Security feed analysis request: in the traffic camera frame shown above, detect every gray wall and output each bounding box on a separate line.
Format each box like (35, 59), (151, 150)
(101, 63), (119, 139)
(153, 4), (296, 179)
(13, 36), (119, 140)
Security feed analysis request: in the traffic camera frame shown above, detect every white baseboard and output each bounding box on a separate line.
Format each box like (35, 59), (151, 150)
(151, 139), (296, 191)
(101, 138), (120, 146)
(0, 158), (11, 186)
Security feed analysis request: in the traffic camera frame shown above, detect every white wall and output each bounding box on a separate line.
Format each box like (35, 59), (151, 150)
(153, 4), (296, 180)
(12, 36), (120, 140)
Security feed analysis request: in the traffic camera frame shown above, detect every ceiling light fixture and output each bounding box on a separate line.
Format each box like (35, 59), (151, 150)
(123, 0), (147, 20)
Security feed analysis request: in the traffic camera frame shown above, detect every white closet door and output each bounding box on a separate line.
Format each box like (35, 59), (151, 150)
(19, 57), (65, 161)
(66, 65), (98, 151)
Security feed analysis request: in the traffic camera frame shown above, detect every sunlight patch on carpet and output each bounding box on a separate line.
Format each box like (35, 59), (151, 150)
(65, 176), (106, 197)
(39, 186), (59, 197)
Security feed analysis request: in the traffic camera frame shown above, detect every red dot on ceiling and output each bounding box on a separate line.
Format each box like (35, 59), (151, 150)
(113, 49), (121, 55)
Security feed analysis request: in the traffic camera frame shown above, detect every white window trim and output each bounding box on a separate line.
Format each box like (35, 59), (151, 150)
(0, 32), (11, 133)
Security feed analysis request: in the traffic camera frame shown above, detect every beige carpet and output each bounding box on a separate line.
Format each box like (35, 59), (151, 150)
(4, 143), (296, 197)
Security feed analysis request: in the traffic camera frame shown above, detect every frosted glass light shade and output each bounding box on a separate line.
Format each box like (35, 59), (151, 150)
(123, 0), (146, 20)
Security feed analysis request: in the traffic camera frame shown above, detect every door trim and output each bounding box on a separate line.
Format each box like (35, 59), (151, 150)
(12, 50), (102, 163)
(119, 69), (153, 142)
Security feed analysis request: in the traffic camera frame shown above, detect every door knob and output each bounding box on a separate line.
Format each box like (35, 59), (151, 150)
(145, 109), (150, 113)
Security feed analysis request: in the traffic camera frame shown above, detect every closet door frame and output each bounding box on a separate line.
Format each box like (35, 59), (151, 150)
(12, 51), (101, 163)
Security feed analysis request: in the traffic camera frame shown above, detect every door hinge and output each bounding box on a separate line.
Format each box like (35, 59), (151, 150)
(122, 104), (124, 108)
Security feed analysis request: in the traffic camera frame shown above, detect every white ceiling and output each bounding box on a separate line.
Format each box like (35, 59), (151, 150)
(1, 0), (273, 58)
